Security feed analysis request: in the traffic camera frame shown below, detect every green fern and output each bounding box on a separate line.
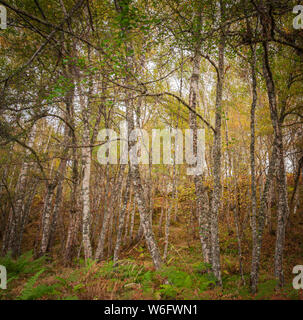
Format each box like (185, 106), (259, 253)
(17, 269), (58, 300)
(0, 250), (46, 279)
(157, 284), (179, 299)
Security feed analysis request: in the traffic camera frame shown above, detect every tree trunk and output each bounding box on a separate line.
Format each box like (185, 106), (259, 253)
(114, 0), (162, 270)
(128, 198), (136, 245)
(261, 38), (289, 288)
(95, 166), (125, 260)
(188, 25), (212, 265)
(249, 42), (259, 292)
(128, 97), (162, 269)
(40, 123), (70, 256)
(48, 166), (66, 253)
(113, 173), (131, 264)
(210, 33), (225, 285)
(123, 190), (132, 245)
(5, 124), (37, 257)
(158, 199), (164, 238)
(163, 184), (173, 262)
(80, 92), (93, 261)
(64, 130), (80, 264)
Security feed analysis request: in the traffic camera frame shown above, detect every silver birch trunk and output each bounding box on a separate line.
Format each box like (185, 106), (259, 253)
(95, 166), (125, 260)
(128, 198), (136, 245)
(6, 124), (37, 257)
(81, 94), (93, 261)
(210, 33), (225, 285)
(262, 38), (289, 288)
(249, 43), (258, 291)
(113, 173), (131, 264)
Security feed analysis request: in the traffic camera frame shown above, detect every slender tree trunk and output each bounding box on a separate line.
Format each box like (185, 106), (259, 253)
(114, 0), (162, 270)
(251, 135), (278, 292)
(5, 124), (37, 257)
(234, 204), (245, 284)
(123, 190), (132, 245)
(80, 93), (93, 261)
(64, 131), (80, 264)
(40, 124), (70, 256)
(233, 182), (245, 285)
(108, 198), (116, 258)
(188, 36), (212, 264)
(163, 184), (173, 261)
(128, 98), (162, 269)
(262, 39), (289, 288)
(290, 156), (303, 217)
(16, 178), (39, 256)
(40, 183), (56, 255)
(210, 32), (225, 285)
(128, 198), (136, 245)
(130, 156), (162, 269)
(113, 173), (131, 264)
(249, 42), (259, 292)
(158, 199), (164, 237)
(95, 166), (124, 260)
(48, 164), (66, 253)
(250, 0), (290, 291)
(267, 183), (274, 234)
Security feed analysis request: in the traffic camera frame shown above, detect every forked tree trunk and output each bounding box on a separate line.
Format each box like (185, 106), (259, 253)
(114, 0), (162, 269)
(128, 115), (162, 269)
(40, 121), (71, 256)
(16, 179), (38, 256)
(95, 166), (125, 261)
(251, 6), (289, 290)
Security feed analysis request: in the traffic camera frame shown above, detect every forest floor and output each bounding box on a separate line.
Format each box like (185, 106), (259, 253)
(1, 208), (303, 300)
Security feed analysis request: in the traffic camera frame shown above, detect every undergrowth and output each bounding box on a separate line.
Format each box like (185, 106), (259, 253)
(0, 219), (302, 301)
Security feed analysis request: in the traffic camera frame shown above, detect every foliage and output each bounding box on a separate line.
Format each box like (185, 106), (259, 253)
(0, 251), (47, 279)
(17, 269), (58, 300)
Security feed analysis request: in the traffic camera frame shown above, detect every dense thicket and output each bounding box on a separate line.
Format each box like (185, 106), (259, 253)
(0, 0), (302, 295)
